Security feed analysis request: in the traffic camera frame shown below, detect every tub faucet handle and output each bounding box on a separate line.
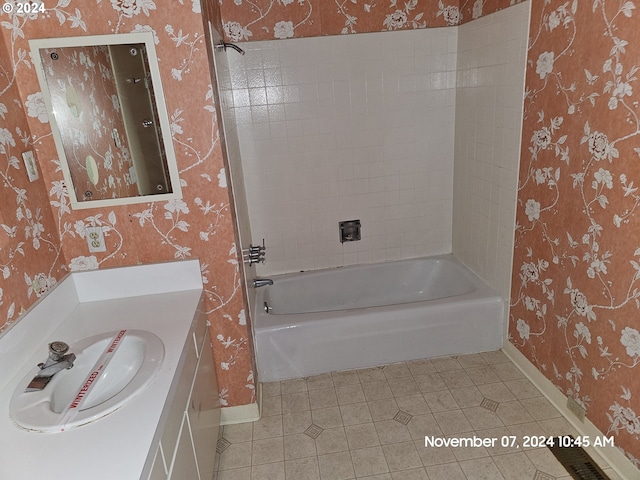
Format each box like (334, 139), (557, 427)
(243, 239), (267, 266)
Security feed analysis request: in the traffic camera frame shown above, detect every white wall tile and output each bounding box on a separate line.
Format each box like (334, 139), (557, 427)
(225, 5), (528, 277)
(452, 2), (530, 299)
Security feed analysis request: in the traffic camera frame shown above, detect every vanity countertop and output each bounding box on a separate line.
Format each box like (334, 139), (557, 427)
(0, 260), (204, 480)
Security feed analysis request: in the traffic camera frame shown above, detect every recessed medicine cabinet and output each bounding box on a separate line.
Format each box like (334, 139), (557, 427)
(29, 32), (182, 209)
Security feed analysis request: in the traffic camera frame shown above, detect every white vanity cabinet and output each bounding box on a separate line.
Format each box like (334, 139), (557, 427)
(148, 310), (220, 480)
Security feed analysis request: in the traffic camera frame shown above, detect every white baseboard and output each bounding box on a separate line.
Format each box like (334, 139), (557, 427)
(219, 383), (262, 425)
(503, 342), (637, 480)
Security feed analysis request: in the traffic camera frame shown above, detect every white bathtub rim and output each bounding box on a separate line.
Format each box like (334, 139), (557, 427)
(254, 254), (499, 328)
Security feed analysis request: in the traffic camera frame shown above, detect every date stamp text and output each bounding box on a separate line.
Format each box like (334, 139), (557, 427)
(425, 435), (615, 449)
(3, 2), (46, 14)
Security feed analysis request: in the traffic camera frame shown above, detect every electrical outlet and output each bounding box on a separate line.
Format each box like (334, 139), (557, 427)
(22, 151), (39, 182)
(85, 226), (106, 253)
(566, 396), (586, 423)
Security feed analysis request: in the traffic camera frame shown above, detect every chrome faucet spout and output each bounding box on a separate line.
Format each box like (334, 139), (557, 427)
(25, 341), (76, 392)
(253, 278), (273, 288)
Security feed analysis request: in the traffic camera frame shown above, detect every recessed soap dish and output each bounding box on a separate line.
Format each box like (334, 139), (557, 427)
(339, 220), (361, 243)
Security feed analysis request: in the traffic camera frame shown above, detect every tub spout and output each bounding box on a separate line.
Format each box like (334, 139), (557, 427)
(253, 278), (273, 288)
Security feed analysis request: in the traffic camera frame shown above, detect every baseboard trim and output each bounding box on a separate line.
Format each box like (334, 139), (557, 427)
(503, 342), (637, 480)
(219, 383), (262, 425)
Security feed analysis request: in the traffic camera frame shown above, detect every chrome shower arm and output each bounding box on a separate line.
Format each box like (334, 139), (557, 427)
(215, 41), (245, 56)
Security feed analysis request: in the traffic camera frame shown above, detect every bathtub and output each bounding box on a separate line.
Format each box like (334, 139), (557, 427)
(254, 254), (504, 382)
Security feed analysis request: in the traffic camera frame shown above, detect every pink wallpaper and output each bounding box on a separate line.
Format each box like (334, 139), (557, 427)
(219, 0), (526, 42)
(1, 1), (255, 407)
(40, 45), (138, 201)
(0, 34), (67, 334)
(511, 0), (640, 468)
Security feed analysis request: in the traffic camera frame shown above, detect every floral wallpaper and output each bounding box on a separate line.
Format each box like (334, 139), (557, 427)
(39, 45), (138, 201)
(510, 0), (640, 468)
(0, 0), (255, 408)
(0, 33), (67, 334)
(219, 0), (526, 42)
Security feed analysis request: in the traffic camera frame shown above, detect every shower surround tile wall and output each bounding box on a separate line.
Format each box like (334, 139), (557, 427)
(510, 0), (640, 469)
(227, 28), (458, 274)
(453, 2), (529, 302)
(0, 2), (254, 408)
(219, 0), (527, 42)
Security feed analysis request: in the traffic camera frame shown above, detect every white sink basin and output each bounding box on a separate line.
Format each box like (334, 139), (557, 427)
(9, 330), (164, 433)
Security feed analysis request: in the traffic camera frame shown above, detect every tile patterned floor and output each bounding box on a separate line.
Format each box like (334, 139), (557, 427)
(213, 351), (621, 480)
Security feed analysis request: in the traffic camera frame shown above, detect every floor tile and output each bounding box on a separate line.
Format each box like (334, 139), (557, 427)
(283, 411), (312, 435)
(503, 378), (543, 399)
(449, 386), (484, 408)
(345, 423), (380, 449)
(430, 356), (464, 372)
(309, 388), (339, 410)
(317, 451), (355, 480)
(383, 363), (412, 379)
(307, 373), (334, 391)
(433, 409), (474, 434)
(281, 378), (308, 395)
(462, 406), (504, 430)
(368, 398), (400, 421)
(477, 382), (517, 403)
(217, 467), (252, 480)
(235, 352), (618, 480)
(424, 462), (467, 479)
(218, 441), (252, 470)
(457, 353), (489, 369)
(439, 370), (475, 389)
(382, 441), (423, 471)
(492, 452), (537, 480)
(375, 419), (412, 444)
(262, 395), (282, 416)
(312, 406), (343, 429)
(406, 359), (436, 376)
(479, 350), (510, 364)
(459, 457), (505, 480)
(407, 414), (442, 440)
(495, 401), (535, 426)
(285, 456), (320, 480)
(387, 377), (421, 397)
(414, 373), (447, 393)
(423, 390), (459, 413)
(336, 384), (366, 404)
(284, 433), (317, 460)
(262, 382), (281, 397)
(362, 381), (394, 401)
(465, 366), (502, 385)
(520, 396), (562, 421)
(357, 367), (387, 383)
(281, 392), (310, 414)
(332, 370), (360, 386)
(395, 394), (431, 416)
(252, 414), (283, 440)
(389, 468), (429, 479)
(223, 422), (253, 443)
(340, 402), (373, 425)
(252, 437), (284, 465)
(351, 446), (390, 477)
(315, 427), (349, 455)
(251, 461), (285, 480)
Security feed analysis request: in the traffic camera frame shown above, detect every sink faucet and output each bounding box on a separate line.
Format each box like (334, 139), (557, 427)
(253, 278), (273, 288)
(25, 341), (76, 392)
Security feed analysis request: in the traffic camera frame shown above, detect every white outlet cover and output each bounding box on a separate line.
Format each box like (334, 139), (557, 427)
(85, 226), (107, 253)
(22, 151), (39, 182)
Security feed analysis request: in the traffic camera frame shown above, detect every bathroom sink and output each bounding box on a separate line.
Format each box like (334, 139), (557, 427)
(9, 330), (164, 433)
